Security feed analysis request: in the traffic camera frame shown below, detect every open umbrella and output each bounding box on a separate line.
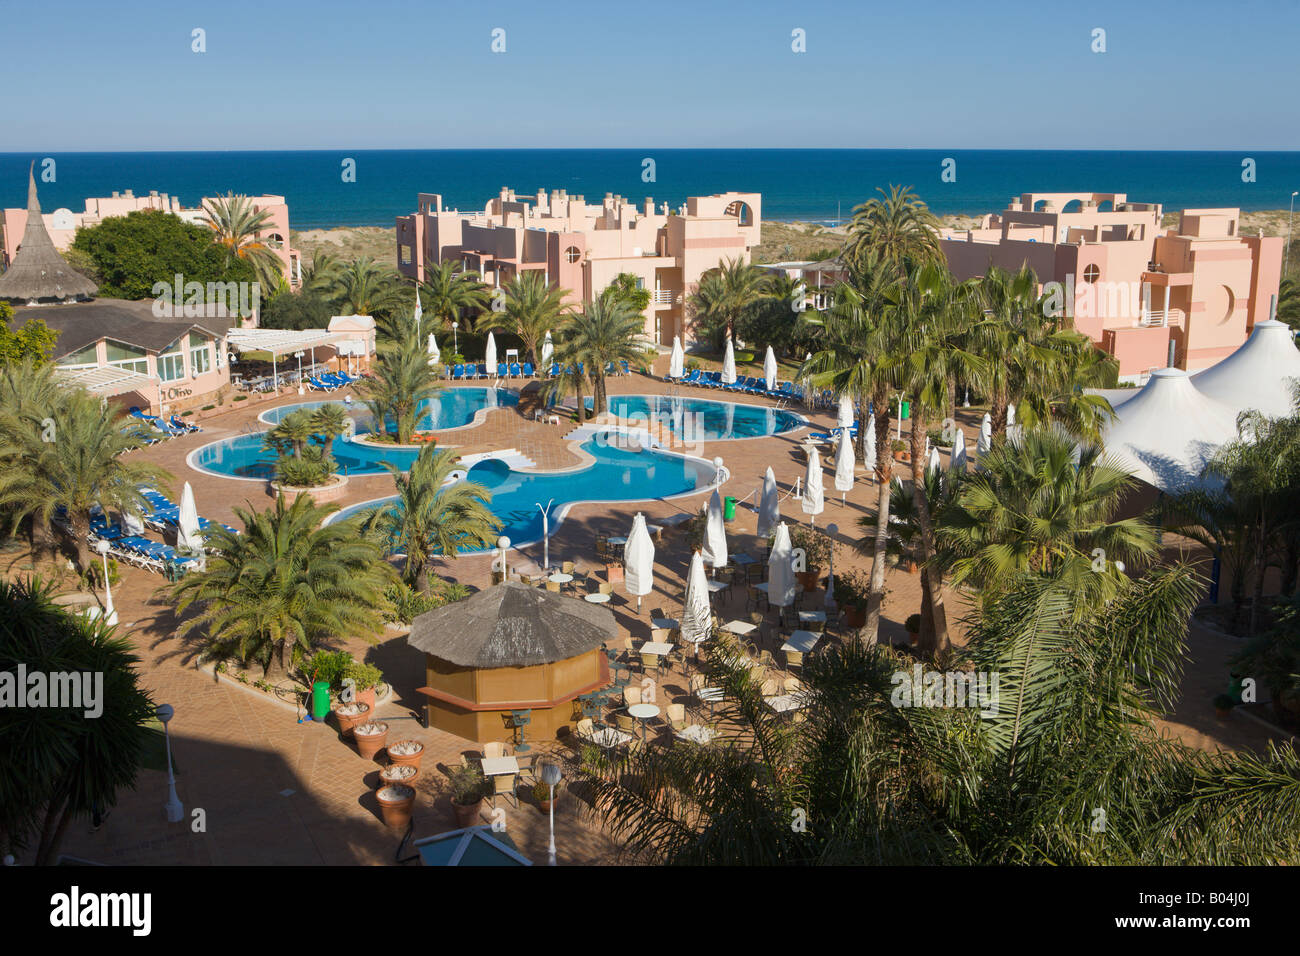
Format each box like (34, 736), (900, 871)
(837, 393), (854, 429)
(177, 481), (203, 553)
(950, 430), (968, 474)
(864, 413), (877, 474)
(427, 332), (440, 366)
(833, 426), (855, 504)
(623, 512), (656, 612)
(802, 446), (825, 525)
(763, 345), (778, 392)
(702, 489), (728, 571)
(757, 466), (781, 538)
(767, 521), (797, 611)
(681, 550), (712, 653)
(485, 332), (498, 374)
(721, 338), (737, 384)
(669, 336), (684, 379)
(541, 330), (554, 369)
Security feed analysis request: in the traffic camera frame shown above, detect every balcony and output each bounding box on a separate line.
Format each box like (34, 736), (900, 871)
(1139, 308), (1185, 328)
(652, 289), (676, 306)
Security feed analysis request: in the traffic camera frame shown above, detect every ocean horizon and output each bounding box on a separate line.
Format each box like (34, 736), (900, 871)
(4, 149), (1299, 230)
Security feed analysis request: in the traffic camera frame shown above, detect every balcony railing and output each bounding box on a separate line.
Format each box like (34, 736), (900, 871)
(652, 290), (676, 305)
(1140, 309), (1184, 328)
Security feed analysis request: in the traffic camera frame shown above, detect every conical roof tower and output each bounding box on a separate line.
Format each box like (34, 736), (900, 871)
(0, 162), (97, 303)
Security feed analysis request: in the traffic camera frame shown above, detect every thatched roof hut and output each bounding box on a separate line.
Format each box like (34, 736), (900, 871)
(0, 163), (98, 304)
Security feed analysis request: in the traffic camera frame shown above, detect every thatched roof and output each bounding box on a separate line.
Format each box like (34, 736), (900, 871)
(0, 163), (98, 303)
(408, 581), (617, 668)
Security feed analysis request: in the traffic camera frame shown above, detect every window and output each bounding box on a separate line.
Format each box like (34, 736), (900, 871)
(158, 339), (185, 382)
(564, 246), (581, 264)
(400, 245), (412, 265)
(105, 340), (148, 374)
(57, 343), (99, 367)
(189, 332), (211, 377)
(1083, 264), (1101, 284)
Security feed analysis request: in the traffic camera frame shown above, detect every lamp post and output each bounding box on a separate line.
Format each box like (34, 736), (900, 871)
(156, 704), (184, 823)
(452, 321), (459, 357)
(712, 456), (725, 486)
(497, 535), (511, 582)
(536, 499), (554, 573)
(825, 523), (838, 610)
(541, 761), (563, 866)
(1287, 191), (1298, 278)
(95, 538), (118, 626)
(294, 350), (305, 394)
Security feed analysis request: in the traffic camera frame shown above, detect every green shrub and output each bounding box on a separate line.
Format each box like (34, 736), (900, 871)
(233, 394), (248, 402)
(201, 404), (216, 411)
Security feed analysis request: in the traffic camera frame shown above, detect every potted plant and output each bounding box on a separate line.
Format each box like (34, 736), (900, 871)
(386, 739), (425, 771)
(354, 720), (389, 760)
(833, 569), (871, 628)
(891, 439), (908, 463)
(306, 651), (385, 712)
(787, 525), (831, 591)
(448, 762), (487, 828)
(333, 700), (370, 737)
(375, 783), (416, 829)
(533, 778), (558, 813)
(905, 613), (922, 646)
(1213, 693), (1236, 721)
(380, 762), (420, 789)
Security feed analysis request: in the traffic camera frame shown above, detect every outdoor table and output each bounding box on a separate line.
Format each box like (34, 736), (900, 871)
(707, 579), (729, 595)
(639, 641), (673, 656)
(584, 592), (611, 604)
(798, 610), (827, 624)
(731, 553), (756, 566)
(723, 620), (758, 637)
(651, 616), (679, 631)
(480, 756), (519, 777)
(764, 694), (803, 713)
(548, 572), (574, 587)
(628, 702), (661, 742)
(782, 630), (822, 654)
(608, 536), (627, 546)
(697, 687), (724, 710)
(590, 726), (631, 750)
(754, 582), (769, 593)
(675, 724), (717, 745)
(647, 524), (664, 538)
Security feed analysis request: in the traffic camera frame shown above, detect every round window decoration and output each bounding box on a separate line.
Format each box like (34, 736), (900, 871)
(1082, 264), (1101, 284)
(564, 246), (581, 264)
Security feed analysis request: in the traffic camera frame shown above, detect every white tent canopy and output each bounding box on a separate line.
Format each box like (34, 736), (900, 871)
(484, 332), (498, 372)
(177, 481), (203, 553)
(1191, 320), (1300, 421)
(763, 346), (779, 392)
(757, 466), (781, 538)
(833, 426), (855, 501)
(802, 446), (825, 523)
(1101, 368), (1239, 492)
(681, 550), (712, 646)
(226, 327), (335, 357)
(669, 336), (684, 379)
(767, 522), (797, 609)
(721, 338), (737, 384)
(623, 512), (656, 610)
(702, 490), (728, 570)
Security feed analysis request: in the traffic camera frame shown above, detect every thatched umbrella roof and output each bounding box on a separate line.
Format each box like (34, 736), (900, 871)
(408, 581), (617, 668)
(0, 163), (98, 303)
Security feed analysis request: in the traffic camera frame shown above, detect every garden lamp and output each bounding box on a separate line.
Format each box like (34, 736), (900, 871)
(156, 704), (184, 823)
(541, 761), (563, 865)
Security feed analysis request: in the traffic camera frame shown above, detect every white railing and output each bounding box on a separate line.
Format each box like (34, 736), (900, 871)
(652, 290), (675, 305)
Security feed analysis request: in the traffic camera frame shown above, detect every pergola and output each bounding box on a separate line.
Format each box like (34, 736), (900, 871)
(54, 364), (155, 404)
(225, 328), (337, 390)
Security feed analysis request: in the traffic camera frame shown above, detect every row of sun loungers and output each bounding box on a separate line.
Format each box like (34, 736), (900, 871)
(128, 408), (201, 442)
(306, 371), (362, 392)
(668, 370), (804, 402)
(448, 360), (634, 381)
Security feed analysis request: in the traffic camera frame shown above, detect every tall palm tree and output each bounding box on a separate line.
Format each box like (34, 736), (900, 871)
(539, 345), (591, 424)
(689, 258), (771, 346)
(843, 184), (943, 280)
(171, 494), (397, 674)
(0, 577), (157, 866)
(0, 372), (172, 573)
(479, 271), (571, 366)
(325, 258), (412, 327)
(419, 259), (490, 341)
(355, 317), (442, 444)
(941, 423), (1157, 601)
(200, 192), (285, 290)
(560, 291), (646, 415)
(361, 446), (502, 595)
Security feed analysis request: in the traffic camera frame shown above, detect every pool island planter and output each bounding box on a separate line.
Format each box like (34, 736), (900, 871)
(268, 475), (349, 505)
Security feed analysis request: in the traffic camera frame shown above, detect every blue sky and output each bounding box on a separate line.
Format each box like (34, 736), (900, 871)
(8, 0), (1299, 150)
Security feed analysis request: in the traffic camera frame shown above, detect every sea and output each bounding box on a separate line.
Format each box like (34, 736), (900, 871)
(3, 149), (1299, 230)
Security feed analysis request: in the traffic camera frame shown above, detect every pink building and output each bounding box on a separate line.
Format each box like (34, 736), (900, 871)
(396, 187), (761, 345)
(1, 188), (301, 288)
(941, 192), (1283, 382)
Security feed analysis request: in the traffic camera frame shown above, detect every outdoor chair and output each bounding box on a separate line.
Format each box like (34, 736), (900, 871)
(615, 713), (637, 736)
(760, 678), (780, 698)
(784, 649), (804, 674)
(546, 580), (561, 593)
(484, 741), (511, 759)
(623, 685), (642, 707)
(497, 363), (509, 378)
(491, 771), (518, 809)
(639, 651), (661, 677)
(522, 362), (535, 377)
(666, 703), (688, 732)
(514, 752), (538, 787)
(508, 362), (521, 378)
(562, 560), (575, 575)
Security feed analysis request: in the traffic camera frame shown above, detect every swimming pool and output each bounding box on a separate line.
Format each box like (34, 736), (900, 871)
(604, 394), (803, 440)
(333, 439), (716, 550)
(191, 387), (518, 480)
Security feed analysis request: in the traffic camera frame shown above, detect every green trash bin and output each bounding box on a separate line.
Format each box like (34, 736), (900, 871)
(312, 681), (331, 722)
(723, 496), (738, 521)
(900, 400), (911, 420)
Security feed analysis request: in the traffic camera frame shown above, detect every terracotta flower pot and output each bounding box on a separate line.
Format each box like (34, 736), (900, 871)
(386, 739), (424, 770)
(353, 720), (389, 760)
(893, 451), (908, 462)
(844, 606), (866, 628)
(376, 784), (415, 828)
(355, 685), (376, 713)
(606, 563), (624, 584)
(333, 701), (371, 737)
(452, 798), (483, 829)
(796, 571), (821, 591)
(380, 763), (420, 789)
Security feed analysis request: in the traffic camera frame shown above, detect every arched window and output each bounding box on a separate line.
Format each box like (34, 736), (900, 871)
(724, 201), (752, 226)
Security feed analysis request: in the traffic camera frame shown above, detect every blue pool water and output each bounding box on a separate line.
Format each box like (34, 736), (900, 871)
(336, 440), (715, 549)
(605, 394), (803, 440)
(192, 388), (516, 479)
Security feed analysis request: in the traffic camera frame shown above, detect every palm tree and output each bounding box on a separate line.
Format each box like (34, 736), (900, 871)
(419, 259), (490, 340)
(941, 423), (1157, 601)
(200, 192), (285, 290)
(355, 317), (442, 443)
(0, 371), (172, 573)
(479, 271), (571, 366)
(360, 446), (502, 595)
(539, 346), (591, 424)
(843, 184), (943, 280)
(560, 291), (646, 415)
(0, 577), (157, 866)
(325, 257), (412, 327)
(171, 494), (397, 674)
(688, 258), (770, 346)
(579, 563), (1300, 864)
